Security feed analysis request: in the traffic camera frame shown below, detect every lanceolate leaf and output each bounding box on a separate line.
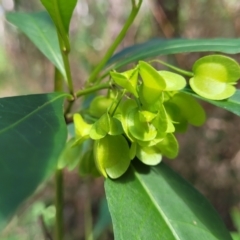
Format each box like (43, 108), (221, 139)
(183, 88), (240, 117)
(105, 162), (232, 240)
(107, 38), (240, 69)
(6, 12), (66, 78)
(40, 0), (77, 34)
(0, 93), (68, 230)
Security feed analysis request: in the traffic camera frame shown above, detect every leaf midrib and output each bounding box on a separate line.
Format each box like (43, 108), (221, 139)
(0, 93), (67, 135)
(133, 165), (181, 240)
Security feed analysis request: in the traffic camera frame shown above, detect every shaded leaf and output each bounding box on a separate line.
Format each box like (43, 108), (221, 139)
(6, 12), (65, 78)
(183, 88), (240, 117)
(105, 162), (233, 240)
(0, 93), (68, 230)
(93, 197), (112, 239)
(108, 38), (240, 69)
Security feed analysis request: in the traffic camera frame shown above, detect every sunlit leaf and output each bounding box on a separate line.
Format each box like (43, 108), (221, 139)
(105, 162), (233, 240)
(6, 12), (65, 78)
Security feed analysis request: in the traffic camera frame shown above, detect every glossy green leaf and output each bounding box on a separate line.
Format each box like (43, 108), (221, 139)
(136, 145), (162, 165)
(183, 88), (240, 117)
(107, 38), (240, 69)
(0, 93), (67, 230)
(94, 135), (131, 179)
(105, 162), (233, 240)
(158, 71), (186, 91)
(6, 12), (65, 78)
(190, 55), (240, 100)
(40, 0), (77, 34)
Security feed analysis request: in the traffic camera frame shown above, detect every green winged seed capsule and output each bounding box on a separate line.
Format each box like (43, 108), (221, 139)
(110, 68), (138, 97)
(73, 114), (92, 145)
(138, 110), (157, 122)
(58, 138), (83, 170)
(90, 113), (123, 140)
(156, 133), (179, 159)
(166, 92), (206, 128)
(158, 70), (186, 91)
(89, 96), (114, 118)
(190, 55), (240, 100)
(152, 103), (175, 133)
(79, 150), (101, 177)
(120, 99), (138, 142)
(136, 145), (162, 166)
(127, 108), (157, 142)
(129, 142), (137, 160)
(139, 61), (166, 104)
(94, 135), (131, 179)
